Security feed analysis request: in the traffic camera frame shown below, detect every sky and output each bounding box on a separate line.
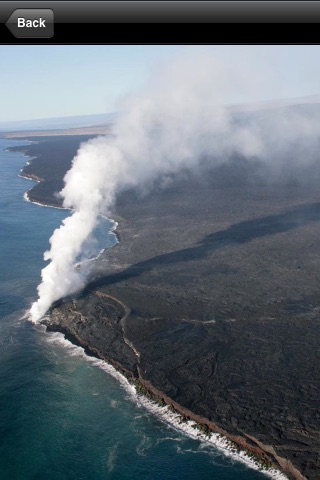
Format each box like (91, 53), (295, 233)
(1, 45), (320, 124)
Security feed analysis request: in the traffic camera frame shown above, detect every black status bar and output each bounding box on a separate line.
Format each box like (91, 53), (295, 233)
(1, 2), (320, 43)
(1, 1), (320, 24)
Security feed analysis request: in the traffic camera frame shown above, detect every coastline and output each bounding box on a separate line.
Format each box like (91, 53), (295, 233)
(22, 189), (69, 211)
(9, 135), (316, 479)
(16, 149), (68, 210)
(16, 147), (290, 479)
(18, 149), (119, 270)
(44, 290), (299, 480)
(43, 324), (289, 480)
(7, 134), (96, 208)
(19, 172), (44, 183)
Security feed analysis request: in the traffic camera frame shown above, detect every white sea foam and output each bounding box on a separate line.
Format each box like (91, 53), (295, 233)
(109, 219), (119, 245)
(44, 330), (135, 392)
(18, 151), (68, 211)
(134, 397), (288, 480)
(107, 442), (119, 472)
(79, 219), (118, 262)
(19, 174), (39, 182)
(22, 189), (69, 210)
(44, 329), (288, 480)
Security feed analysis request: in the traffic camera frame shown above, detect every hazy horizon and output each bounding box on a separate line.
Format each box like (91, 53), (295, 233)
(2, 92), (320, 133)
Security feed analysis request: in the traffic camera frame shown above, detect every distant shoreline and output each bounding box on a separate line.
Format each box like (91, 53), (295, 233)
(6, 133), (97, 207)
(0, 124), (112, 139)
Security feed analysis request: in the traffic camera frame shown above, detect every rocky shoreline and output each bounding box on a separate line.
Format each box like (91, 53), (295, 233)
(6, 134), (95, 207)
(44, 293), (301, 479)
(19, 172), (44, 183)
(11, 134), (320, 479)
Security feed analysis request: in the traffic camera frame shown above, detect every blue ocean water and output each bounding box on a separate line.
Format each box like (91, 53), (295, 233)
(0, 139), (275, 480)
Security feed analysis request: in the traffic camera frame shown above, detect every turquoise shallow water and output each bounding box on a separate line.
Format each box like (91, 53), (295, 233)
(0, 138), (274, 480)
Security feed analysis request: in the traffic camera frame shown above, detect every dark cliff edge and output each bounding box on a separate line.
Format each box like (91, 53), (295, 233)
(11, 134), (320, 479)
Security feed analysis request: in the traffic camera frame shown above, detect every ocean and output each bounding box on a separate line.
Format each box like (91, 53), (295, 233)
(0, 138), (283, 480)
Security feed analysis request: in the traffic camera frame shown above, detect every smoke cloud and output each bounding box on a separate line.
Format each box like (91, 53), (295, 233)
(30, 48), (320, 322)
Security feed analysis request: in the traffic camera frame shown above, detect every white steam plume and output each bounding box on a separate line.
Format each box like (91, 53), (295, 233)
(30, 49), (320, 322)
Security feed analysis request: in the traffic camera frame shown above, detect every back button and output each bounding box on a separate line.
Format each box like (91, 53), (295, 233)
(6, 9), (54, 38)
